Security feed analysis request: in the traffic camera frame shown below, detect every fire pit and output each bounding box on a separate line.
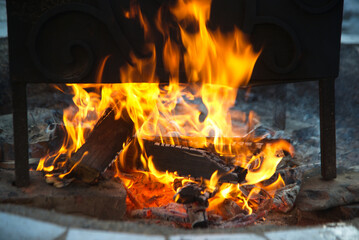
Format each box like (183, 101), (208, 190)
(4, 0), (345, 229)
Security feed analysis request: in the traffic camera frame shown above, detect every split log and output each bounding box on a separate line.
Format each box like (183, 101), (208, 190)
(140, 136), (289, 153)
(212, 199), (245, 220)
(68, 108), (134, 183)
(121, 138), (247, 183)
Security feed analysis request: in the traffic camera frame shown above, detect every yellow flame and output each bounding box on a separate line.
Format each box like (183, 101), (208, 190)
(37, 0), (294, 218)
(245, 140), (294, 185)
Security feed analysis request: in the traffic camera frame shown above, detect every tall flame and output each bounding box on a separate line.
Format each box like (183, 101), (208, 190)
(38, 0), (294, 218)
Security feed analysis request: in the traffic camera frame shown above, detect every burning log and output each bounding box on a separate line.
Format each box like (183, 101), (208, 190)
(121, 138), (247, 183)
(174, 182), (213, 228)
(213, 199), (245, 220)
(68, 108), (134, 183)
(141, 135), (289, 157)
(260, 166), (303, 213)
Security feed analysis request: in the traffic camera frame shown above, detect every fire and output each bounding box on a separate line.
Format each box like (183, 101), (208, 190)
(37, 0), (294, 220)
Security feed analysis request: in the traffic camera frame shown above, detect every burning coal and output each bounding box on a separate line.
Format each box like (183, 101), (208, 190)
(37, 0), (295, 227)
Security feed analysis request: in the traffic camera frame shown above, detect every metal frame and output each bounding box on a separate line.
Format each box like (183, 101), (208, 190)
(12, 82), (30, 187)
(319, 78), (337, 179)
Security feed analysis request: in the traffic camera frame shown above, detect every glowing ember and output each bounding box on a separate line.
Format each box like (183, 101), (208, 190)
(37, 0), (294, 222)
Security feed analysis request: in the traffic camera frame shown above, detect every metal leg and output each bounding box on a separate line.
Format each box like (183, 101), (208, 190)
(12, 82), (30, 187)
(319, 78), (336, 180)
(273, 84), (287, 130)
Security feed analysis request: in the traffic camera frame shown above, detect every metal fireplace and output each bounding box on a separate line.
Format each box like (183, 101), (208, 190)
(6, 0), (343, 187)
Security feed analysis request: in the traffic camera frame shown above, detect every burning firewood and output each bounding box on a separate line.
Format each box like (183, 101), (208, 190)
(212, 199), (245, 220)
(68, 108), (134, 183)
(174, 182), (213, 228)
(271, 167), (303, 213)
(121, 138), (247, 183)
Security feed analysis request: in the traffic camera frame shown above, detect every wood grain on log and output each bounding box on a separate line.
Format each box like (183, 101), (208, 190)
(69, 108), (134, 183)
(121, 138), (247, 183)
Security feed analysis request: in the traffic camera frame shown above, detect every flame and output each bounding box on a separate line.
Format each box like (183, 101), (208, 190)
(37, 0), (294, 219)
(261, 174), (285, 198)
(245, 140), (294, 185)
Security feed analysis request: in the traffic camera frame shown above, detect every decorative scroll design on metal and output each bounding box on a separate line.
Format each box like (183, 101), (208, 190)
(28, 0), (133, 82)
(294, 0), (340, 14)
(243, 0), (301, 74)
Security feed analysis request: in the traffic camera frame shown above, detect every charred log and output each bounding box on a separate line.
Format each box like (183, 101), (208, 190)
(174, 182), (211, 228)
(68, 108), (134, 183)
(141, 136), (289, 155)
(122, 138), (247, 183)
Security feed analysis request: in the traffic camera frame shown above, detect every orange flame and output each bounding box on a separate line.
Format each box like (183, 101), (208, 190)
(37, 0), (294, 218)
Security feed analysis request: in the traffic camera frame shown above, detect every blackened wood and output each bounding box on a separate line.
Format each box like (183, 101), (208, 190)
(69, 108), (134, 183)
(135, 136), (287, 152)
(12, 82), (30, 187)
(122, 139), (246, 183)
(319, 78), (336, 179)
(174, 182), (210, 205)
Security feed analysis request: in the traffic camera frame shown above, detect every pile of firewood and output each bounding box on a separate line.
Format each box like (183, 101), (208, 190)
(41, 107), (303, 228)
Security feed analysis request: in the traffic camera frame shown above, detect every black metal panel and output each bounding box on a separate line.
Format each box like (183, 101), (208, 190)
(6, 0), (344, 85)
(11, 82), (30, 187)
(6, 0), (134, 84)
(248, 0), (343, 83)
